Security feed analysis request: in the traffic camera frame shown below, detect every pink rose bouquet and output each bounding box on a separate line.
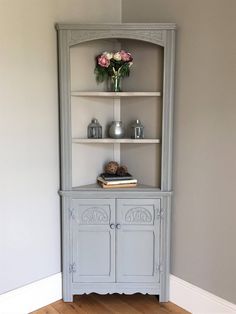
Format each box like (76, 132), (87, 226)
(94, 50), (133, 86)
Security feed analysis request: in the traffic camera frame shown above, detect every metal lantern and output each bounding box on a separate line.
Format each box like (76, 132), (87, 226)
(131, 119), (144, 139)
(87, 118), (102, 139)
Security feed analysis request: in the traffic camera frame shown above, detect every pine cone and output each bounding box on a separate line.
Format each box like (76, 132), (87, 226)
(116, 165), (128, 176)
(104, 161), (119, 174)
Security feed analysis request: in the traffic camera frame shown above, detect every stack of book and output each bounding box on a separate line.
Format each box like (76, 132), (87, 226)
(97, 173), (137, 189)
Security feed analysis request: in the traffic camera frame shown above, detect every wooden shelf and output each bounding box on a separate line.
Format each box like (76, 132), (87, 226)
(71, 91), (161, 97)
(72, 138), (161, 144)
(72, 183), (161, 192)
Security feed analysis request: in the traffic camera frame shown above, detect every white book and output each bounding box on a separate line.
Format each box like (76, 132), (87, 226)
(97, 176), (138, 185)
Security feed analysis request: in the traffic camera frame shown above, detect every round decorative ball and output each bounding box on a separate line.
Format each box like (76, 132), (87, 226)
(117, 165), (128, 177)
(104, 161), (119, 174)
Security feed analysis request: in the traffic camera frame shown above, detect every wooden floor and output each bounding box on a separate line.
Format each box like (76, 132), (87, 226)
(32, 294), (190, 314)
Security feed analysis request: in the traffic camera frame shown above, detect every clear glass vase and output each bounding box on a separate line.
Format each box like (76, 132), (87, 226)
(111, 75), (121, 92)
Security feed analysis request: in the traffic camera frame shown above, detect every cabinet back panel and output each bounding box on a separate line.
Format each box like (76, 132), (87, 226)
(72, 144), (114, 187)
(70, 39), (118, 91)
(71, 97), (114, 138)
(121, 97), (162, 139)
(70, 38), (163, 188)
(119, 39), (164, 92)
(70, 39), (163, 92)
(121, 144), (161, 188)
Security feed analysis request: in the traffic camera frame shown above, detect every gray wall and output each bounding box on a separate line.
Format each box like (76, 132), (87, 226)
(122, 0), (236, 304)
(0, 0), (121, 295)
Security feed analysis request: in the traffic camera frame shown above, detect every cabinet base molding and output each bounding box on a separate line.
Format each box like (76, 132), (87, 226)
(71, 282), (160, 296)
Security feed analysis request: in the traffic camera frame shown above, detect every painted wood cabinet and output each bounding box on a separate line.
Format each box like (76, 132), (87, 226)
(57, 23), (176, 302)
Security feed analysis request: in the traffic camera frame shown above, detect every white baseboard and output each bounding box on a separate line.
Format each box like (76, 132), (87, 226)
(0, 273), (235, 314)
(170, 275), (236, 314)
(0, 273), (62, 314)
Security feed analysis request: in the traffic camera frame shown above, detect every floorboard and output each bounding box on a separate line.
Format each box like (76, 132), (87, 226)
(31, 294), (190, 314)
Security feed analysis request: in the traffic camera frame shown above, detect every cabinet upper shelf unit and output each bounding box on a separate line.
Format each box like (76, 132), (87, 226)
(71, 91), (162, 97)
(72, 138), (161, 144)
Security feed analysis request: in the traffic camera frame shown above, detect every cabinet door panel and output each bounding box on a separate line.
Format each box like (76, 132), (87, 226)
(71, 199), (115, 283)
(122, 230), (155, 276)
(117, 199), (160, 283)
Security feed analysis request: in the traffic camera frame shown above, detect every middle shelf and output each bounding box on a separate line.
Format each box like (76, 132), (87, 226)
(72, 138), (161, 144)
(71, 91), (162, 97)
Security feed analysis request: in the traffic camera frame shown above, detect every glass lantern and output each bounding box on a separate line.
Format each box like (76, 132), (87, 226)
(131, 119), (144, 139)
(87, 118), (102, 139)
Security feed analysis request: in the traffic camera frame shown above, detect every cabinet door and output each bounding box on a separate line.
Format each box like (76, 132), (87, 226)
(116, 199), (160, 283)
(71, 199), (115, 283)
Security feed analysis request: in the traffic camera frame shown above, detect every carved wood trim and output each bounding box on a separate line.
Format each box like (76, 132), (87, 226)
(125, 207), (153, 224)
(81, 206), (109, 224)
(69, 30), (165, 47)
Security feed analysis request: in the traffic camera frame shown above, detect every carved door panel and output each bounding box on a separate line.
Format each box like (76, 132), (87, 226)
(71, 199), (115, 283)
(116, 199), (161, 283)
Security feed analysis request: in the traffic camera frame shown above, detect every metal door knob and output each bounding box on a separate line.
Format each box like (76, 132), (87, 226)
(110, 223), (115, 229)
(116, 223), (121, 229)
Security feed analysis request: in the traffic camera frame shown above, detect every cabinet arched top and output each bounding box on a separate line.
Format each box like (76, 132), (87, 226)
(56, 23), (176, 48)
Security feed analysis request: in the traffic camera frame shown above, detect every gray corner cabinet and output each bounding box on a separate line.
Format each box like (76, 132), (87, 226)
(56, 23), (176, 302)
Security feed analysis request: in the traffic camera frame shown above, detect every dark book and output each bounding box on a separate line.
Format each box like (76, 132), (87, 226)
(101, 172), (133, 181)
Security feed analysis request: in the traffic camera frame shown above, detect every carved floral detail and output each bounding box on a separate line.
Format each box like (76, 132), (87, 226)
(81, 207), (109, 224)
(70, 30), (164, 46)
(125, 207), (152, 224)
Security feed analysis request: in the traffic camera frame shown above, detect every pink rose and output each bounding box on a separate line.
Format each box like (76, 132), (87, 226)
(120, 50), (133, 62)
(97, 54), (110, 68)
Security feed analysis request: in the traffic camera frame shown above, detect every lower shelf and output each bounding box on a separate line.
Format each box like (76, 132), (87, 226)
(72, 183), (161, 191)
(59, 184), (173, 196)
